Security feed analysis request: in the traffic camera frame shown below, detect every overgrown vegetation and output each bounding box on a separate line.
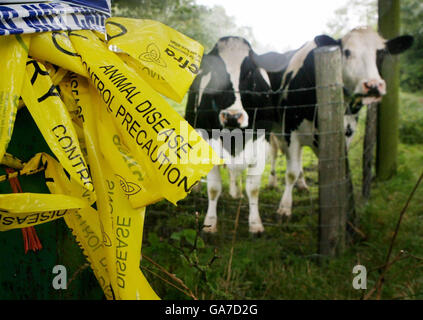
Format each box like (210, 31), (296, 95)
(400, 0), (423, 92)
(399, 92), (423, 144)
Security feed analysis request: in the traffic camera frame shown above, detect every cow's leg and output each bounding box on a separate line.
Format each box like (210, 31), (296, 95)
(295, 149), (309, 192)
(268, 133), (279, 188)
(296, 170), (309, 191)
(203, 165), (222, 233)
(229, 167), (243, 199)
(277, 135), (302, 217)
(246, 172), (264, 233)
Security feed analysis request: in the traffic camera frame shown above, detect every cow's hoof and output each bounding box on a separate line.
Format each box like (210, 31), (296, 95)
(296, 183), (309, 193)
(249, 224), (264, 234)
(203, 225), (217, 233)
(203, 216), (217, 233)
(277, 207), (292, 217)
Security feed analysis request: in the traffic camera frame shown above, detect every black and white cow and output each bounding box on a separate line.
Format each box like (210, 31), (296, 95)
(186, 36), (278, 233)
(245, 26), (413, 217)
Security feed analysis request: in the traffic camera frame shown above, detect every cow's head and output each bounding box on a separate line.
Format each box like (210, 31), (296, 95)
(316, 27), (413, 105)
(208, 37), (252, 129)
(316, 28), (413, 148)
(189, 37), (252, 130)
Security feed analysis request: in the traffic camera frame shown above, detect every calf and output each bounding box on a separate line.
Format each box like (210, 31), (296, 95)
(247, 27), (413, 217)
(186, 36), (277, 233)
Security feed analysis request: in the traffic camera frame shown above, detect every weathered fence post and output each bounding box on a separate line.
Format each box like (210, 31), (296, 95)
(315, 46), (347, 257)
(363, 103), (378, 200)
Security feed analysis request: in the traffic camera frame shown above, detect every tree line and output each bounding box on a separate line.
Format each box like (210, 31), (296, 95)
(112, 0), (422, 92)
(111, 0), (256, 51)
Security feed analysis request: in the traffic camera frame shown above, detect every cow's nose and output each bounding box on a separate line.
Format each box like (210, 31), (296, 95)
(220, 110), (244, 128)
(345, 124), (353, 138)
(362, 79), (386, 96)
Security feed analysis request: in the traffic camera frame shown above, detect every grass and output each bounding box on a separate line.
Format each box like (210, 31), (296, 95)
(399, 91), (423, 144)
(141, 91), (423, 300)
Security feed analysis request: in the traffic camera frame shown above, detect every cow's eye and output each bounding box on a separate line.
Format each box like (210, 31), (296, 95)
(344, 49), (351, 58)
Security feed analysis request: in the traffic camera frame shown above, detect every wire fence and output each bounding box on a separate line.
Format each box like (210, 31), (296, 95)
(145, 46), (376, 259)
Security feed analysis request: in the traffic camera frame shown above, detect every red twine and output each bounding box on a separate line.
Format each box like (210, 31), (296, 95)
(5, 167), (42, 254)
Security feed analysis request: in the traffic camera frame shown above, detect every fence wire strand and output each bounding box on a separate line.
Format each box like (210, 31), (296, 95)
(147, 82), (372, 260)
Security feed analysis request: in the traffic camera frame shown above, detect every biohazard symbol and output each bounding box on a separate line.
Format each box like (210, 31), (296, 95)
(138, 43), (167, 68)
(115, 174), (141, 198)
(99, 223), (112, 247)
(102, 232), (112, 247)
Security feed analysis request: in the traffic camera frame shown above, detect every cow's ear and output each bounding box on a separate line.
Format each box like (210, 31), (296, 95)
(314, 35), (340, 47)
(386, 35), (414, 55)
(249, 50), (291, 73)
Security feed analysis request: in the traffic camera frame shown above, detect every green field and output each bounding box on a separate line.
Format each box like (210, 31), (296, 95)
(141, 91), (423, 300)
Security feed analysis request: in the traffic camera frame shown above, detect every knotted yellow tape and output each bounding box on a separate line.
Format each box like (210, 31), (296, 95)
(0, 34), (30, 162)
(0, 18), (222, 300)
(107, 18), (203, 103)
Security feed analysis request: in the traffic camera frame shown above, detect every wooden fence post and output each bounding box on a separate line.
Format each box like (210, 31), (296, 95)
(315, 46), (347, 257)
(363, 103), (378, 200)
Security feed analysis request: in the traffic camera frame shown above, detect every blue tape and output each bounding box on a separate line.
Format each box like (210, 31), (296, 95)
(61, 0), (111, 14)
(0, 1), (111, 35)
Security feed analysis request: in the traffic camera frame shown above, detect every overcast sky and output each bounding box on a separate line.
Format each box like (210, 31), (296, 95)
(197, 0), (361, 52)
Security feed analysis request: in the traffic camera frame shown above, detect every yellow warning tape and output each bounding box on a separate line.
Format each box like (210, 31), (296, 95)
(0, 18), (223, 300)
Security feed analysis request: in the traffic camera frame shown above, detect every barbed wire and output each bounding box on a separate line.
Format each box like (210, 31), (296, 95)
(188, 83), (344, 96)
(148, 82), (374, 260)
(188, 101), (349, 113)
(192, 130), (349, 139)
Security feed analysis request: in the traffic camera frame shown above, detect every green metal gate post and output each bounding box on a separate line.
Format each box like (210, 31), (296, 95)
(376, 0), (401, 180)
(0, 108), (103, 299)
